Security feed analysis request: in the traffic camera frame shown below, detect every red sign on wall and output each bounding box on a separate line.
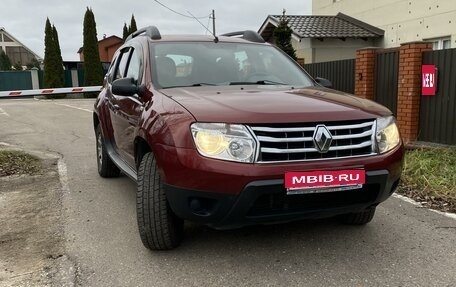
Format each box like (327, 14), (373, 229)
(422, 65), (436, 96)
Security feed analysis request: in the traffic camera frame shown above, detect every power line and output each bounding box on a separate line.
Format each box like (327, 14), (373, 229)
(153, 0), (209, 19)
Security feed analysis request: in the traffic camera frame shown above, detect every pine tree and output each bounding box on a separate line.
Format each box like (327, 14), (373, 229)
(52, 25), (64, 86)
(43, 18), (64, 88)
(0, 49), (12, 70)
(83, 7), (103, 86)
(129, 14), (137, 34)
(122, 23), (129, 41)
(273, 11), (297, 60)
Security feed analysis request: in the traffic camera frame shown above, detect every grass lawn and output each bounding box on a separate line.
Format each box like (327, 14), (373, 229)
(398, 147), (456, 213)
(0, 150), (42, 177)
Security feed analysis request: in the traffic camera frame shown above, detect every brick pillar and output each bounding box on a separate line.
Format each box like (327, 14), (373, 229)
(396, 42), (432, 143)
(354, 48), (378, 100)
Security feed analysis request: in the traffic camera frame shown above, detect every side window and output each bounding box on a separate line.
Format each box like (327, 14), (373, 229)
(107, 55), (118, 82)
(114, 48), (131, 80)
(126, 48), (142, 82)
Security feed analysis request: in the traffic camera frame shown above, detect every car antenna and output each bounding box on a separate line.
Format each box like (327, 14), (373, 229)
(187, 9), (219, 43)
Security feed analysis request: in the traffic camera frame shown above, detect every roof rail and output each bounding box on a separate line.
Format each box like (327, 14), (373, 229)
(126, 26), (161, 41)
(221, 30), (265, 43)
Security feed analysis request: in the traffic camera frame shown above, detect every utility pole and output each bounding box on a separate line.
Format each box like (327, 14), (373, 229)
(212, 10), (216, 36)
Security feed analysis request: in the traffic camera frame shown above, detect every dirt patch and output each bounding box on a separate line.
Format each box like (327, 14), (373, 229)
(0, 150), (42, 177)
(0, 151), (73, 286)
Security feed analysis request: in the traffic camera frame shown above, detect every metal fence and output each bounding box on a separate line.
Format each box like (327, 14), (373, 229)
(375, 49), (399, 115)
(303, 59), (355, 94)
(0, 71), (33, 91)
(0, 69), (108, 91)
(420, 48), (456, 144)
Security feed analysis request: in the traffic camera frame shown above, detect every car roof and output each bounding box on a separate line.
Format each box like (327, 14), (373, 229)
(131, 35), (269, 45)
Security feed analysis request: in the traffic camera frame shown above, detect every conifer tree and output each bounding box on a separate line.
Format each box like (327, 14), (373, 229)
(0, 49), (12, 70)
(122, 23), (129, 41)
(43, 18), (64, 88)
(129, 15), (138, 34)
(273, 10), (297, 60)
(52, 25), (64, 85)
(83, 7), (103, 86)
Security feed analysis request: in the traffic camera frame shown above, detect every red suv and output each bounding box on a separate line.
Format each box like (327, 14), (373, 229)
(93, 26), (404, 250)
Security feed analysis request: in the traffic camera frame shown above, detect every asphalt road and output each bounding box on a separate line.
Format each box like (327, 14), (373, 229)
(0, 98), (455, 287)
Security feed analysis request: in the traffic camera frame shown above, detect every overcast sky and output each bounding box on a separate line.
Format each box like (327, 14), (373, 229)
(1, 0), (311, 61)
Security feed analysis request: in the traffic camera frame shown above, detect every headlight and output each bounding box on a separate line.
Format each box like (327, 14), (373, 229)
(376, 116), (401, 154)
(191, 123), (256, 163)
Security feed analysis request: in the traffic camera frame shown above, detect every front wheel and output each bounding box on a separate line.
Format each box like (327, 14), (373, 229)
(136, 152), (184, 250)
(337, 207), (376, 225)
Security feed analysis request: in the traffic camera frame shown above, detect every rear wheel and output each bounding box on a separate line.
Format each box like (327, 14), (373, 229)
(337, 207), (376, 225)
(96, 125), (120, 178)
(136, 152), (184, 250)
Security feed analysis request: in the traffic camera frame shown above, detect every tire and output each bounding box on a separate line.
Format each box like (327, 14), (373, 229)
(96, 125), (120, 178)
(337, 207), (376, 225)
(137, 152), (184, 250)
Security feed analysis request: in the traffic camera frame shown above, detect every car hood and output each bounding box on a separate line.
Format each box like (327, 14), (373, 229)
(160, 86), (392, 123)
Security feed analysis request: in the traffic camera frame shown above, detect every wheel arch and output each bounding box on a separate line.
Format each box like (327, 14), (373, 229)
(134, 136), (152, 169)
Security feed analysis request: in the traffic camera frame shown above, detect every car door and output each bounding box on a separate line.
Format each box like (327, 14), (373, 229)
(108, 44), (144, 168)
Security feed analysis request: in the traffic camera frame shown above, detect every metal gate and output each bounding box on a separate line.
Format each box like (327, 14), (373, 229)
(419, 48), (456, 144)
(375, 49), (399, 115)
(303, 59), (355, 94)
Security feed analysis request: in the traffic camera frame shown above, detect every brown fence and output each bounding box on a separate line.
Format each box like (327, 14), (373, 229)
(375, 49), (399, 115)
(303, 59), (355, 94)
(420, 48), (456, 144)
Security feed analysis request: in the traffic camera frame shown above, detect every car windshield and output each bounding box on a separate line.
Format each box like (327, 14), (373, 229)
(151, 42), (314, 89)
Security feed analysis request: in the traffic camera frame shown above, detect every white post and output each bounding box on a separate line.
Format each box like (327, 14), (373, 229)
(30, 69), (39, 89)
(71, 70), (79, 87)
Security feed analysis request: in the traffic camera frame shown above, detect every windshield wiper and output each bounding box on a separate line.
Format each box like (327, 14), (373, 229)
(229, 80), (287, 86)
(161, 83), (217, 89)
(191, 83), (217, 86)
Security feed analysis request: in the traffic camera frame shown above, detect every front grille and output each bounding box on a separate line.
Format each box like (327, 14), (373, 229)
(249, 120), (376, 162)
(246, 184), (380, 217)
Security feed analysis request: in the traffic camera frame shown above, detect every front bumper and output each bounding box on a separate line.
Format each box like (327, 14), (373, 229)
(165, 169), (400, 229)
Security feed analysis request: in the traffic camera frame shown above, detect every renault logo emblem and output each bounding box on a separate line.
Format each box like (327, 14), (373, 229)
(313, 125), (332, 153)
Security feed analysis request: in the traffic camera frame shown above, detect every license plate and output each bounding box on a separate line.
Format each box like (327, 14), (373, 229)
(285, 170), (365, 193)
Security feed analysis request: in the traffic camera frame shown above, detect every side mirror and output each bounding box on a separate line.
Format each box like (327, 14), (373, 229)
(315, 77), (333, 89)
(112, 77), (138, 96)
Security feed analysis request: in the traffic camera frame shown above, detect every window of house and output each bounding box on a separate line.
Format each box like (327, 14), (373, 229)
(428, 37), (451, 50)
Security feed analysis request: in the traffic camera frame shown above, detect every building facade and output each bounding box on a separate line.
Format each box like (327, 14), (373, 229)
(0, 27), (42, 68)
(78, 35), (123, 62)
(313, 0), (456, 50)
(258, 14), (383, 63)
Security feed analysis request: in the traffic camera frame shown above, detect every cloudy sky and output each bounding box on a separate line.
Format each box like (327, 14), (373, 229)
(1, 0), (311, 61)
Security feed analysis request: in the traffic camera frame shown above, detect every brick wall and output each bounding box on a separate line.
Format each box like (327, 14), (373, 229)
(354, 42), (432, 143)
(396, 42), (432, 142)
(354, 48), (377, 100)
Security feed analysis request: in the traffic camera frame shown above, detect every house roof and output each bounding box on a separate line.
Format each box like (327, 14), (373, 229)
(0, 27), (43, 60)
(77, 35), (123, 53)
(259, 13), (384, 41)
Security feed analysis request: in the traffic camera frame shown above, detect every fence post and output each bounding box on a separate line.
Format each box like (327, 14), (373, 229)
(396, 42), (432, 143)
(354, 47), (378, 100)
(71, 69), (79, 87)
(30, 69), (40, 89)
